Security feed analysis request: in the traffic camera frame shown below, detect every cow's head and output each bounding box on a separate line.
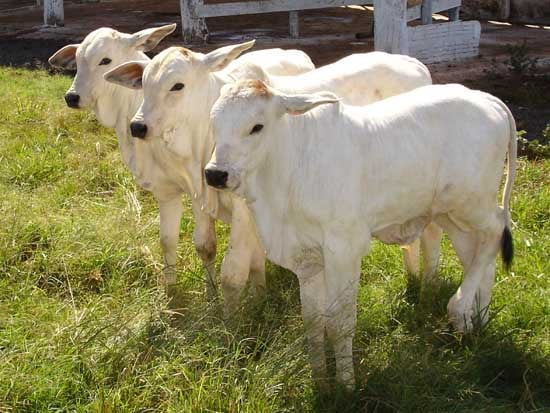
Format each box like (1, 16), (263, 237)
(204, 80), (339, 193)
(104, 40), (256, 140)
(49, 24), (176, 124)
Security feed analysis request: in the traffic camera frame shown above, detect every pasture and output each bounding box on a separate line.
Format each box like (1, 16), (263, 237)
(0, 67), (548, 412)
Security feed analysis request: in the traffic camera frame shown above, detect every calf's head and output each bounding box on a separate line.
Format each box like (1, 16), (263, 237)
(49, 24), (176, 124)
(205, 80), (339, 194)
(104, 40), (256, 139)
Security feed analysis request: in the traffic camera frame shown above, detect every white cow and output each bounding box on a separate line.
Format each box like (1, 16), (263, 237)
(204, 80), (516, 389)
(242, 52), (444, 281)
(104, 49), (442, 311)
(48, 27), (314, 296)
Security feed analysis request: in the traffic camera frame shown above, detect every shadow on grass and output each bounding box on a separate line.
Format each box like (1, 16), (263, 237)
(134, 266), (548, 412)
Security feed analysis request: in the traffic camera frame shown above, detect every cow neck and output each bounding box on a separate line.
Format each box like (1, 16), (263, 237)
(108, 87), (146, 176)
(244, 116), (298, 263)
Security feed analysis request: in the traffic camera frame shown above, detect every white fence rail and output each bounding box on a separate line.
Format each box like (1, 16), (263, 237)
(40, 0), (479, 63)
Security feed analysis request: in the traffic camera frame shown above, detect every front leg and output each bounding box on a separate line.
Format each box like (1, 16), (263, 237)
(323, 238), (363, 391)
(191, 201), (218, 299)
(157, 196), (184, 289)
(220, 199), (254, 315)
(296, 263), (328, 390)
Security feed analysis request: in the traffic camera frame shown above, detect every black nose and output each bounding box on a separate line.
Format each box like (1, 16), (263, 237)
(205, 168), (228, 189)
(64, 93), (80, 108)
(130, 122), (148, 139)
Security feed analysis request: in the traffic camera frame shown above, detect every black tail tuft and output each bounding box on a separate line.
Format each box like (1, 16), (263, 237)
(501, 226), (514, 271)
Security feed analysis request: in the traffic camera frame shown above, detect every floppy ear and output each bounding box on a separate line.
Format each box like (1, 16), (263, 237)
(104, 60), (149, 89)
(48, 44), (79, 69)
(278, 91), (340, 115)
(201, 40), (256, 72)
(128, 23), (177, 52)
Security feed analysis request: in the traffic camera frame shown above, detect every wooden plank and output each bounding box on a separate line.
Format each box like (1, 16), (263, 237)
(421, 0), (433, 24)
(196, 0), (373, 18)
(289, 11), (300, 38)
(408, 20), (480, 63)
(407, 0), (460, 21)
(44, 0), (63, 26)
(499, 0), (510, 19)
(448, 6), (460, 21)
(181, 0), (209, 42)
(374, 0), (408, 54)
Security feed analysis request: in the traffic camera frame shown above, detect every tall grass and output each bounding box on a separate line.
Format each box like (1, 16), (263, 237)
(0, 67), (548, 412)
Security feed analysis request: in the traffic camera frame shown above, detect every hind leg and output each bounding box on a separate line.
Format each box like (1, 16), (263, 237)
(402, 239), (421, 277)
(440, 214), (503, 331)
(421, 222), (443, 285)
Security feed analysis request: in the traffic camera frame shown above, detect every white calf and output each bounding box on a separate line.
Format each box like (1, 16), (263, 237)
(104, 48), (442, 311)
(244, 52), (443, 280)
(49, 31), (313, 296)
(205, 80), (516, 389)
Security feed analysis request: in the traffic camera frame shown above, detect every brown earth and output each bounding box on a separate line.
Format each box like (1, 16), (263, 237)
(0, 0), (548, 138)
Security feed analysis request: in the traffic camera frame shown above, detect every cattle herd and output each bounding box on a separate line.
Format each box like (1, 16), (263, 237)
(48, 23), (516, 390)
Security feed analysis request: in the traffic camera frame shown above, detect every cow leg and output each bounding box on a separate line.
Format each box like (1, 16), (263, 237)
(401, 239), (420, 277)
(248, 232), (267, 296)
(443, 215), (502, 331)
(157, 196), (183, 289)
(475, 261), (496, 326)
(221, 199), (254, 315)
(296, 265), (328, 390)
(192, 201), (217, 298)
(323, 240), (362, 390)
(420, 222), (443, 285)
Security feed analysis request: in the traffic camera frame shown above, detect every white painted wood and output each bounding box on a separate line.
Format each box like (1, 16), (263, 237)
(289, 11), (300, 38)
(448, 6), (460, 21)
(374, 0), (408, 54)
(421, 0), (433, 24)
(499, 0), (510, 19)
(181, 0), (208, 42)
(408, 20), (481, 63)
(406, 0), (460, 21)
(44, 0), (63, 26)
(195, 0), (373, 18)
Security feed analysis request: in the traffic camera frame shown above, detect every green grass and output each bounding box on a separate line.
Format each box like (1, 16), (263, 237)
(0, 67), (548, 412)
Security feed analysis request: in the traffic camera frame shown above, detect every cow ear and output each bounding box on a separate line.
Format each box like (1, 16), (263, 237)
(128, 23), (177, 52)
(278, 91), (340, 116)
(48, 44), (79, 69)
(104, 60), (149, 89)
(201, 40), (256, 72)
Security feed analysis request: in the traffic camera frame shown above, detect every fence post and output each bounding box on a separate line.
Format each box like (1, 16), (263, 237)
(374, 0), (408, 54)
(289, 11), (299, 38)
(448, 6), (460, 21)
(44, 0), (64, 26)
(421, 0), (433, 24)
(181, 0), (208, 43)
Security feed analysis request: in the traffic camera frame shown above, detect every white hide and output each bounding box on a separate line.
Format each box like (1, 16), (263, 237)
(105, 48), (438, 311)
(242, 52), (442, 281)
(254, 51), (432, 105)
(50, 32), (313, 295)
(206, 81), (517, 389)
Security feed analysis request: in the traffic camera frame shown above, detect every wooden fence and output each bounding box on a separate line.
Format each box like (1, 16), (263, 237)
(41, 0), (480, 63)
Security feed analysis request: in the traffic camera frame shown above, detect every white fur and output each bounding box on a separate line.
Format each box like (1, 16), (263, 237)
(243, 52), (443, 279)
(206, 81), (517, 389)
(50, 32), (313, 296)
(107, 49), (440, 312)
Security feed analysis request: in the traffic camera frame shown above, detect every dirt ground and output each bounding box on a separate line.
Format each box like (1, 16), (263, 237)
(0, 0), (549, 137)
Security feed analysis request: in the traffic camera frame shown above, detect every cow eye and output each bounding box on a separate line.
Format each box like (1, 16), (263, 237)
(170, 83), (185, 91)
(250, 124), (263, 134)
(99, 57), (112, 66)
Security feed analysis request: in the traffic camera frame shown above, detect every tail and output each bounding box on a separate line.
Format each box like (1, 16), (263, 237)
(493, 96), (517, 271)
